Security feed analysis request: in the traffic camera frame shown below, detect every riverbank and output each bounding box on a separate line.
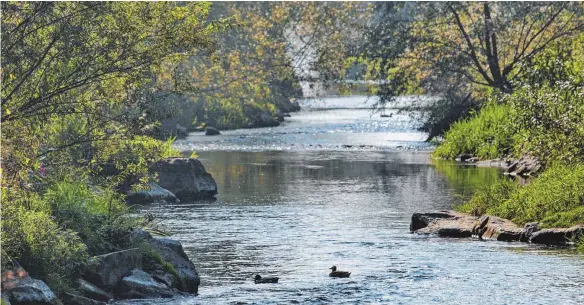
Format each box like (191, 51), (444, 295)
(431, 78), (584, 250)
(410, 210), (584, 246)
(1, 157), (218, 305)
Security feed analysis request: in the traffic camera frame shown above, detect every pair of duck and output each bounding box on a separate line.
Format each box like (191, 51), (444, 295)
(254, 266), (351, 284)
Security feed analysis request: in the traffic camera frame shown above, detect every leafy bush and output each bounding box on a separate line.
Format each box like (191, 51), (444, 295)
(433, 101), (516, 160)
(1, 202), (88, 294)
(508, 83), (584, 165)
(456, 163), (584, 227)
(43, 179), (135, 255)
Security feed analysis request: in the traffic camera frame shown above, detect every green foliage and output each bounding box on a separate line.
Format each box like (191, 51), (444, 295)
(361, 3), (583, 138)
(508, 84), (584, 165)
(43, 178), (135, 255)
(455, 178), (518, 217)
(1, 1), (219, 184)
(433, 101), (516, 160)
(457, 163), (584, 227)
(1, 202), (88, 294)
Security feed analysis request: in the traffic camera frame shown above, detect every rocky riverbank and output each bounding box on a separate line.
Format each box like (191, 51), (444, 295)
(126, 157), (218, 205)
(411, 211), (584, 246)
(2, 157), (217, 305)
(453, 154), (542, 178)
(1, 231), (199, 305)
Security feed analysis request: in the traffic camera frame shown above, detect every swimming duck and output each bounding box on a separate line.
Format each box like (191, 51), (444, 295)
(329, 266), (351, 278)
(254, 274), (279, 284)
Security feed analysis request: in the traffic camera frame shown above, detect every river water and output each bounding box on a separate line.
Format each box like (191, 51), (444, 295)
(133, 96), (584, 305)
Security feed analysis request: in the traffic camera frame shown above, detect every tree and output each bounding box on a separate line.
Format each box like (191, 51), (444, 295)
(1, 2), (221, 183)
(361, 2), (584, 138)
(154, 2), (371, 130)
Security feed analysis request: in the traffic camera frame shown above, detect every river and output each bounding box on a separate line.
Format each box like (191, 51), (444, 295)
(131, 96), (584, 304)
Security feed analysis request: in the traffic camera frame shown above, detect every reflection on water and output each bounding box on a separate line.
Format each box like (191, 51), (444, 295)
(128, 97), (583, 304)
(133, 151), (584, 305)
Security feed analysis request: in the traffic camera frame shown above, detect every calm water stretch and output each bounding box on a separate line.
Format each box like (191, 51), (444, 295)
(127, 96), (584, 305)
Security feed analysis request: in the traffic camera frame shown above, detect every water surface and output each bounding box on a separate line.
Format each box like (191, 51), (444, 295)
(131, 96), (584, 304)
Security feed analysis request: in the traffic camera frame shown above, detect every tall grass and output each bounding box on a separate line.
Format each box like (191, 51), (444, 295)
(433, 101), (516, 160)
(456, 163), (584, 228)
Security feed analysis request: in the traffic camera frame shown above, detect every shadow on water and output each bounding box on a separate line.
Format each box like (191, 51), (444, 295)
(431, 159), (505, 205)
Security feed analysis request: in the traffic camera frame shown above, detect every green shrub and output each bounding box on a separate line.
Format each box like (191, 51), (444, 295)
(433, 101), (516, 160)
(457, 163), (584, 227)
(1, 203), (88, 294)
(508, 83), (584, 164)
(43, 179), (134, 255)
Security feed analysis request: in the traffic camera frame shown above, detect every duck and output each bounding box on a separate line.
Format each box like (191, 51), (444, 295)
(329, 266), (351, 278)
(254, 274), (279, 284)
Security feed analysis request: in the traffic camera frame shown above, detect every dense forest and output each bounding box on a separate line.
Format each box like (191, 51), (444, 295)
(1, 1), (583, 302)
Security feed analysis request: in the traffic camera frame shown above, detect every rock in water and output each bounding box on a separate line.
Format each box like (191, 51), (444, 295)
(76, 279), (113, 302)
(127, 230), (201, 295)
(410, 211), (523, 241)
(205, 127), (220, 136)
(84, 248), (142, 291)
(62, 293), (106, 305)
(126, 182), (179, 205)
(149, 238), (201, 295)
(529, 226), (584, 245)
(116, 269), (174, 299)
(152, 158), (218, 201)
(1, 266), (59, 305)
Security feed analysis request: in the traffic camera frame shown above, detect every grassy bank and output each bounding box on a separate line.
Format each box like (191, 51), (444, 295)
(433, 77), (584, 249)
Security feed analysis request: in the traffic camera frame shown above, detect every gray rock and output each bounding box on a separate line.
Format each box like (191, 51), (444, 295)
(477, 216), (523, 242)
(1, 267), (59, 305)
(126, 182), (179, 205)
(256, 111), (279, 127)
(117, 269), (174, 299)
(519, 222), (540, 242)
(84, 248), (142, 291)
(152, 158), (218, 201)
(175, 124), (188, 137)
(149, 238), (200, 295)
(205, 127), (220, 136)
(150, 270), (174, 288)
(411, 211), (524, 241)
(411, 211), (475, 238)
(410, 211), (457, 232)
(529, 225), (584, 245)
(62, 293), (106, 305)
(76, 279), (113, 302)
(1, 295), (11, 305)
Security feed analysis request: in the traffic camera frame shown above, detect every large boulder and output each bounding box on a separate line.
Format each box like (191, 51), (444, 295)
(84, 248), (142, 291)
(128, 230), (201, 295)
(126, 182), (179, 205)
(410, 211), (475, 238)
(411, 211), (524, 241)
(529, 225), (584, 245)
(151, 158), (217, 201)
(116, 269), (174, 299)
(205, 127), (220, 136)
(76, 279), (113, 302)
(149, 238), (200, 295)
(61, 293), (106, 305)
(1, 266), (59, 305)
(475, 216), (523, 242)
